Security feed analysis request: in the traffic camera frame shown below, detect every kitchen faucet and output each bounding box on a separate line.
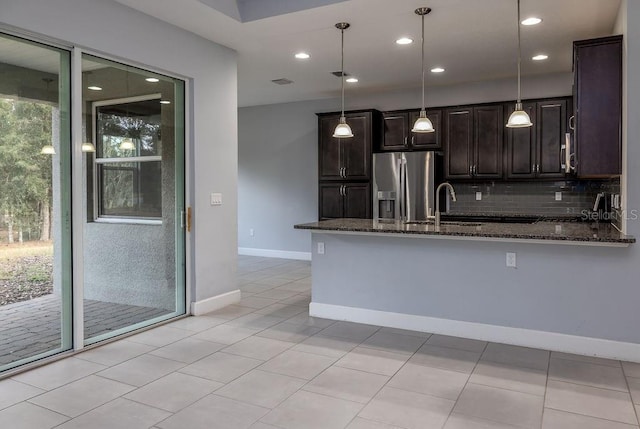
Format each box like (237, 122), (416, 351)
(593, 192), (605, 212)
(435, 182), (457, 227)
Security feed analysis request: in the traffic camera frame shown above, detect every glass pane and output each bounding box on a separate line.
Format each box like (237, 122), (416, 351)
(99, 161), (162, 218)
(0, 33), (72, 372)
(97, 99), (162, 158)
(82, 54), (185, 343)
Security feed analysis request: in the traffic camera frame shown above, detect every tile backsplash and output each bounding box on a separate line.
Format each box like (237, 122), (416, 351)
(448, 179), (621, 219)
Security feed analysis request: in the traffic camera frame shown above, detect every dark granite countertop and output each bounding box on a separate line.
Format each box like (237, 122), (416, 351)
(294, 218), (635, 245)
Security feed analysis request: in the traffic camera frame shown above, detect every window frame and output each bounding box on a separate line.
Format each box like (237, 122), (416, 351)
(92, 93), (163, 224)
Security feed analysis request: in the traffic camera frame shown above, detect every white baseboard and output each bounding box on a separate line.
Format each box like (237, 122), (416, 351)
(310, 302), (640, 363)
(238, 247), (311, 261)
(191, 290), (241, 316)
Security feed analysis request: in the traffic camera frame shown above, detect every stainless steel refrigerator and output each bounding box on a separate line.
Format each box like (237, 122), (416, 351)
(373, 152), (436, 222)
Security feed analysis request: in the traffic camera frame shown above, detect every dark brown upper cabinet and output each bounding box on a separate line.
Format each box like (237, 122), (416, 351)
(380, 110), (442, 151)
(445, 105), (503, 179)
(506, 98), (569, 179)
(318, 110), (379, 181)
(573, 35), (622, 178)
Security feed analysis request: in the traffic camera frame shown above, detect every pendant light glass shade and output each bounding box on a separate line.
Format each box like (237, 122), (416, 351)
(412, 110), (435, 133)
(81, 142), (96, 152)
(506, 102), (533, 128)
(119, 138), (135, 151)
(412, 8), (435, 134)
(332, 22), (354, 139)
(333, 116), (354, 138)
(40, 145), (56, 155)
(507, 0), (533, 128)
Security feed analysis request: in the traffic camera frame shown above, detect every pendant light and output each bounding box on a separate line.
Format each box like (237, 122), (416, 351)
(333, 22), (354, 138)
(506, 0), (533, 128)
(40, 145), (56, 155)
(412, 7), (435, 133)
(81, 142), (96, 152)
(119, 137), (135, 151)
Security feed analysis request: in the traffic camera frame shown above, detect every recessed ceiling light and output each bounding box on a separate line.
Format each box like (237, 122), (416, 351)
(87, 85), (102, 91)
(396, 37), (413, 45)
(521, 17), (542, 26)
(346, 77), (358, 83)
(145, 77), (160, 83)
(295, 52), (310, 59)
(532, 54), (549, 61)
(160, 100), (171, 104)
(431, 67), (445, 73)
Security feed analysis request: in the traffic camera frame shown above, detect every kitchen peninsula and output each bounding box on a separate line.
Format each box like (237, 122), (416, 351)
(295, 218), (637, 361)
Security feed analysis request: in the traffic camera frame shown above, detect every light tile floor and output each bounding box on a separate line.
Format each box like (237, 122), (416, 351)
(1, 255), (639, 428)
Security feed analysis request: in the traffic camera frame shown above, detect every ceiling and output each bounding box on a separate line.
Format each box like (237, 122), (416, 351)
(115, 0), (620, 107)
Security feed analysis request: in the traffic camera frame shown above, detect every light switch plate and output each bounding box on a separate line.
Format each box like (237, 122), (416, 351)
(506, 252), (517, 268)
(317, 242), (325, 254)
(555, 192), (562, 201)
(476, 192), (482, 201)
(210, 193), (223, 206)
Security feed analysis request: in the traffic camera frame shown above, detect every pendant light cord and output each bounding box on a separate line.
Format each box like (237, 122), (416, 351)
(421, 12), (425, 111)
(340, 27), (345, 117)
(517, 0), (522, 104)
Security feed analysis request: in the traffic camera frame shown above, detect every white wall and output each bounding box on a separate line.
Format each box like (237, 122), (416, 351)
(238, 72), (572, 255)
(1, 0), (239, 308)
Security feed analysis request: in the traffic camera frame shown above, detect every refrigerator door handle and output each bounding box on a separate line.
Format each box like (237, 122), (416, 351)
(396, 157), (404, 221)
(401, 156), (408, 221)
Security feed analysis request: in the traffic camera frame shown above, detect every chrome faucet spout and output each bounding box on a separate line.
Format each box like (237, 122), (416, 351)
(435, 182), (456, 227)
(593, 192), (605, 212)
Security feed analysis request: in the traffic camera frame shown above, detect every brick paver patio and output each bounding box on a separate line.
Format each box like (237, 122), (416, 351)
(0, 294), (172, 366)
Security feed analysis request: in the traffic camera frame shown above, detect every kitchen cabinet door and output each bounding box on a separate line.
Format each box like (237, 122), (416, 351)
(409, 109), (442, 149)
(574, 35), (622, 177)
(341, 112), (371, 180)
(318, 182), (371, 219)
(445, 108), (473, 179)
(318, 183), (344, 219)
(381, 112), (409, 151)
(318, 115), (342, 180)
(506, 102), (537, 179)
(474, 105), (503, 179)
(344, 183), (371, 218)
(537, 99), (567, 178)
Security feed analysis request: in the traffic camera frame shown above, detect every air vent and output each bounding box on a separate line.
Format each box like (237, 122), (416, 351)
(271, 78), (294, 85)
(331, 71), (350, 77)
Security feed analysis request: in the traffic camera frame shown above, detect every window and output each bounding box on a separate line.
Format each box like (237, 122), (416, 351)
(93, 95), (162, 220)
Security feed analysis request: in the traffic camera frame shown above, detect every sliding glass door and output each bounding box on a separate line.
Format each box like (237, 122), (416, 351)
(81, 54), (186, 344)
(0, 31), (186, 373)
(0, 33), (72, 371)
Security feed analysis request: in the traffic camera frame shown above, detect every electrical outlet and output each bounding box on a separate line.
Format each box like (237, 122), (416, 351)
(555, 192), (562, 201)
(317, 242), (325, 254)
(555, 225), (562, 234)
(476, 192), (482, 201)
(249, 228), (254, 237)
(506, 252), (517, 268)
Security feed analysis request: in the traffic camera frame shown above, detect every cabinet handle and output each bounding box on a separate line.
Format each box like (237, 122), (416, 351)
(411, 136), (415, 146)
(343, 167), (347, 178)
(569, 115), (575, 131)
(473, 165), (477, 175)
(537, 164), (540, 173)
(469, 165), (473, 176)
(404, 136), (408, 147)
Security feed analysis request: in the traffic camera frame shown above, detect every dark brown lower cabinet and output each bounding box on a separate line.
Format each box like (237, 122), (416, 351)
(319, 182), (371, 220)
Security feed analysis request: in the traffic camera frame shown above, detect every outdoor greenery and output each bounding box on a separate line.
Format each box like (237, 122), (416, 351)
(0, 98), (54, 244)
